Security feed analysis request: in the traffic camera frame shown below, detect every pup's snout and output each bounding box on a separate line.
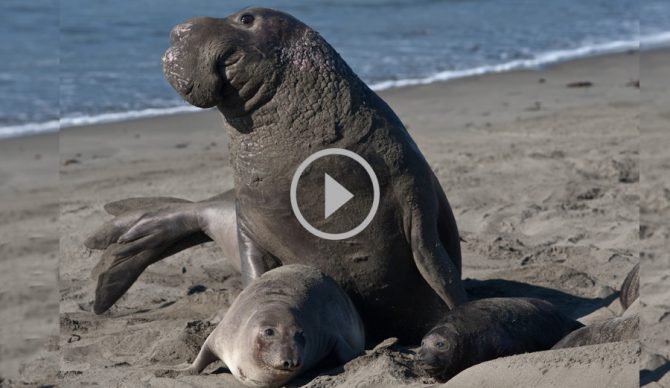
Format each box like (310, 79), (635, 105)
(277, 356), (301, 371)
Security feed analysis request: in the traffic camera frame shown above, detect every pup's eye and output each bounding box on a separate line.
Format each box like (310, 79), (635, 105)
(436, 341), (445, 348)
(240, 14), (254, 25)
(264, 328), (275, 336)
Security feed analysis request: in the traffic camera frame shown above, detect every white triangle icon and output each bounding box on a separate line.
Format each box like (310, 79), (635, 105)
(324, 173), (354, 219)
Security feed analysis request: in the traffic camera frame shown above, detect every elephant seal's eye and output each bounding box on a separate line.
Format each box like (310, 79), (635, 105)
(240, 14), (254, 25)
(264, 328), (275, 336)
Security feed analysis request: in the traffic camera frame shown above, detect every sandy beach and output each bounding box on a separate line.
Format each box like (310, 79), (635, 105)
(640, 49), (670, 387)
(1, 49), (665, 387)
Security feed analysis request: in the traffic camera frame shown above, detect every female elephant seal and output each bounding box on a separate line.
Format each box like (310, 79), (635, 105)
(552, 264), (640, 349)
(87, 7), (466, 342)
(551, 312), (638, 350)
(417, 297), (582, 382)
(180, 264), (364, 387)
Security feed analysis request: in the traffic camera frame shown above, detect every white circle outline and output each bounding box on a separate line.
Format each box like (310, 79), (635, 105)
(290, 148), (380, 241)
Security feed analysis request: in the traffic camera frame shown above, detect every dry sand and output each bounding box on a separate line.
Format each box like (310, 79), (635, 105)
(0, 50), (665, 387)
(0, 133), (59, 387)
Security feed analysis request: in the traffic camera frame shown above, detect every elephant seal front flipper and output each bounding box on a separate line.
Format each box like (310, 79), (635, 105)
(408, 168), (467, 307)
(174, 342), (220, 375)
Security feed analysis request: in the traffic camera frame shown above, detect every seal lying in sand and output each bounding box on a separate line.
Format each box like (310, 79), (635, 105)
(551, 312), (638, 350)
(86, 7), (466, 342)
(416, 297), (582, 382)
(179, 264), (364, 387)
(552, 264), (640, 349)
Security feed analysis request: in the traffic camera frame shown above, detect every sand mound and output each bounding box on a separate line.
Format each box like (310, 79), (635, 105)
(441, 341), (639, 388)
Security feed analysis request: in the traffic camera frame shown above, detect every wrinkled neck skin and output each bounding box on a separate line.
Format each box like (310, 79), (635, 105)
(219, 31), (377, 185)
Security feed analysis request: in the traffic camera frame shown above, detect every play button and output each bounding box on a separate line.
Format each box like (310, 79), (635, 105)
(290, 148), (380, 240)
(324, 173), (354, 219)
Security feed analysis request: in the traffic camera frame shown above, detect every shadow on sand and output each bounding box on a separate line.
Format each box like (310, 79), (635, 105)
(464, 278), (618, 320)
(641, 362), (670, 386)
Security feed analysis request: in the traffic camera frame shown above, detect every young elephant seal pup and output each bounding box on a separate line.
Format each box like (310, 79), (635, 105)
(417, 297), (582, 382)
(181, 264), (364, 387)
(89, 6), (467, 342)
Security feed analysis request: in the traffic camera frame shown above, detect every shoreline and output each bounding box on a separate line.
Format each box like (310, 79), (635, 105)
(0, 47), (657, 141)
(53, 48), (641, 148)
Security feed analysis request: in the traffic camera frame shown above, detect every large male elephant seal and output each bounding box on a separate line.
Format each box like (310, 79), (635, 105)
(180, 264), (364, 387)
(86, 7), (466, 342)
(416, 297), (582, 382)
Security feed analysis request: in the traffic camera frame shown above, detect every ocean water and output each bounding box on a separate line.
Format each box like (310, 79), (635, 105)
(1, 0), (668, 138)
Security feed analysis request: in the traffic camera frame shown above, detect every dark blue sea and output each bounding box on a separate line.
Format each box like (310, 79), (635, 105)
(1, 0), (668, 137)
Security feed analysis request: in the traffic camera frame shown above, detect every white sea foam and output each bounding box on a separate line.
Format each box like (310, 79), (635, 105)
(0, 120), (60, 139)
(2, 32), (670, 140)
(59, 105), (201, 127)
(0, 105), (202, 139)
(370, 33), (669, 90)
(641, 31), (670, 49)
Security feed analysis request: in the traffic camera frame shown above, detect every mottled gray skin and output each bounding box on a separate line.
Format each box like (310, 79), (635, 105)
(551, 314), (638, 350)
(551, 265), (641, 350)
(417, 297), (583, 382)
(181, 264), (364, 388)
(86, 7), (466, 342)
(619, 263), (639, 310)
